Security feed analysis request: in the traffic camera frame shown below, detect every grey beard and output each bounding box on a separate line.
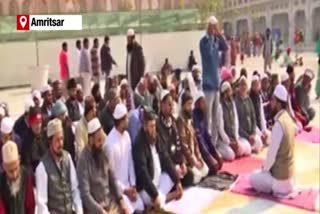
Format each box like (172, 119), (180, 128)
(9, 173), (21, 197)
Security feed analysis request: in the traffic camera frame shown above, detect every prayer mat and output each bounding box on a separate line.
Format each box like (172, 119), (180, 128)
(230, 175), (320, 212)
(198, 172), (237, 191)
(165, 187), (220, 214)
(297, 128), (320, 144)
(220, 156), (263, 175)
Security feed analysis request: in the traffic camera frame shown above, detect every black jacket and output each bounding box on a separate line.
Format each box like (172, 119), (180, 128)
(126, 42), (145, 90)
(100, 44), (116, 75)
(132, 129), (179, 200)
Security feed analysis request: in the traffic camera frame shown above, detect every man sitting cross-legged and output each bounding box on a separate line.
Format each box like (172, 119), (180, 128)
(133, 111), (183, 209)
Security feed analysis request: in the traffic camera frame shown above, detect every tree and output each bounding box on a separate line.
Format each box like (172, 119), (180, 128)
(195, 0), (223, 24)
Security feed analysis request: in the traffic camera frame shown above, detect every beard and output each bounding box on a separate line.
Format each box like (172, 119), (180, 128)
(127, 43), (133, 52)
(9, 172), (21, 197)
(55, 148), (63, 158)
(146, 132), (156, 144)
(92, 146), (105, 169)
(183, 110), (192, 119)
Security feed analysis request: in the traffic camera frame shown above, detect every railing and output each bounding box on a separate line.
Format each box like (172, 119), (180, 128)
(0, 9), (201, 42)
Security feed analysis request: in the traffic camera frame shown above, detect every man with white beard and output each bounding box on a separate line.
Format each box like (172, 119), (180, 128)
(0, 141), (35, 213)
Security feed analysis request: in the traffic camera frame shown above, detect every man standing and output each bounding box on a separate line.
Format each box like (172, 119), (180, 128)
(80, 38), (91, 96)
(193, 91), (223, 174)
(263, 28), (273, 72)
(91, 38), (100, 85)
(235, 76), (263, 154)
(157, 90), (193, 187)
(71, 40), (81, 80)
(250, 84), (295, 197)
(218, 82), (251, 161)
(177, 92), (209, 184)
(75, 96), (97, 160)
(199, 16), (228, 146)
(36, 119), (83, 214)
(133, 111), (183, 208)
(126, 28), (145, 90)
(105, 104), (144, 213)
(77, 118), (129, 214)
(101, 35), (117, 91)
(0, 141), (35, 213)
(59, 42), (69, 82)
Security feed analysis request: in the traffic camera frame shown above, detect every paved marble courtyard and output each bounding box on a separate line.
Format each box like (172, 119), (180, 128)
(0, 51), (319, 214)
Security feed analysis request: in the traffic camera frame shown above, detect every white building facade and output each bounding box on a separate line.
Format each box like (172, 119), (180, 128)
(222, 0), (320, 47)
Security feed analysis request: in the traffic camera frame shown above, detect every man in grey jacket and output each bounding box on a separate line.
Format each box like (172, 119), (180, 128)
(235, 76), (263, 154)
(77, 118), (129, 214)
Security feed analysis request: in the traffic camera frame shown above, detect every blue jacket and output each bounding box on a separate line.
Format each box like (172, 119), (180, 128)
(200, 34), (228, 91)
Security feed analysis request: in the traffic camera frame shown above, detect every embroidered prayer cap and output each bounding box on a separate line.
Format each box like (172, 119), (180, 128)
(273, 84), (288, 102)
(88, 118), (102, 134)
(40, 84), (52, 94)
(32, 90), (41, 100)
(76, 84), (82, 91)
(221, 81), (231, 94)
(120, 78), (128, 87)
(261, 73), (269, 80)
(47, 118), (63, 137)
(208, 16), (218, 25)
(24, 98), (35, 113)
(160, 90), (170, 102)
(113, 103), (128, 120)
(52, 100), (67, 117)
(193, 91), (205, 105)
(251, 75), (260, 82)
(1, 117), (14, 134)
(238, 75), (248, 85)
(304, 69), (315, 80)
(192, 65), (201, 72)
(127, 28), (135, 36)
(280, 72), (290, 83)
(2, 141), (19, 164)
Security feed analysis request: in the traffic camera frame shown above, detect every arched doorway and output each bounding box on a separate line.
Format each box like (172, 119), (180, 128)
(9, 0), (19, 15)
(236, 19), (249, 38)
(253, 16), (266, 34)
(312, 7), (320, 41)
(223, 22), (233, 37)
(272, 13), (289, 43)
(294, 10), (306, 35)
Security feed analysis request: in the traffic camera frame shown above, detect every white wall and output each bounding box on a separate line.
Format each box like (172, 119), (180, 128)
(0, 30), (205, 88)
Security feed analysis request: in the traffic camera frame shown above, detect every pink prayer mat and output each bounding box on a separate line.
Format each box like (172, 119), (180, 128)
(230, 175), (320, 212)
(221, 156), (263, 175)
(297, 128), (320, 144)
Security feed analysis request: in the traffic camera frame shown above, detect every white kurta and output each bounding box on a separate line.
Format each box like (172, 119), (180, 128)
(35, 153), (83, 214)
(104, 128), (136, 192)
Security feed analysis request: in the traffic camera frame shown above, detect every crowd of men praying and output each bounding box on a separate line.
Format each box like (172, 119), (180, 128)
(0, 15), (316, 214)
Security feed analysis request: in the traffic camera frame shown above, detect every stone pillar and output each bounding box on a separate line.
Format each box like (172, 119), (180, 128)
(247, 16), (253, 34)
(305, 0), (313, 45)
(288, 11), (295, 47)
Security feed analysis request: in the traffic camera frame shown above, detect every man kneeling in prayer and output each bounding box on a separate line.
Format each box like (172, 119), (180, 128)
(250, 84), (295, 197)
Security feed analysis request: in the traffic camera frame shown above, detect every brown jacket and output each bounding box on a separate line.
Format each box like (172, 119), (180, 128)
(176, 116), (203, 167)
